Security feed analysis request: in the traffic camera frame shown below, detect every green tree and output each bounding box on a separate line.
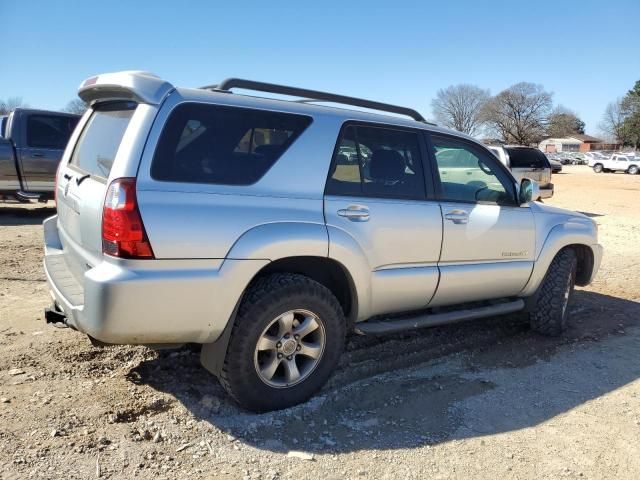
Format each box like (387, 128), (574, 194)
(621, 80), (640, 149)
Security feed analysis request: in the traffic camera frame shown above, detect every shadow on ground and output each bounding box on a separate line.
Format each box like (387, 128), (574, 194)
(0, 203), (55, 226)
(126, 290), (640, 454)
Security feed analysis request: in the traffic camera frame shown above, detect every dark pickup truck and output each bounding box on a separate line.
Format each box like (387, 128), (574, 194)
(0, 108), (80, 202)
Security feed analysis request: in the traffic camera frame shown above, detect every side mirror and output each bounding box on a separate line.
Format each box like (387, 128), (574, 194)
(519, 178), (541, 204)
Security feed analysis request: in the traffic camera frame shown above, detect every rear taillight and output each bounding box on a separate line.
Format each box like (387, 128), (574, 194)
(102, 178), (154, 259)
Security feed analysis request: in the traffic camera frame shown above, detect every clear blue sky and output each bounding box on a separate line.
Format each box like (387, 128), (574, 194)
(1, 0), (638, 135)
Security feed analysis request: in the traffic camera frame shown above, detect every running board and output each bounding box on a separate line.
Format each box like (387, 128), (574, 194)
(16, 190), (41, 201)
(355, 299), (525, 335)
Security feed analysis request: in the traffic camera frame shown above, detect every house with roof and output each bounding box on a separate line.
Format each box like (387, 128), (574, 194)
(539, 134), (615, 153)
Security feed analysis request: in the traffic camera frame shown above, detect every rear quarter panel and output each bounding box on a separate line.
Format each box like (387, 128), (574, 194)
(135, 91), (341, 259)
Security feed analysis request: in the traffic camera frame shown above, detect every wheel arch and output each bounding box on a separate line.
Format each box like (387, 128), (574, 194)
(521, 221), (600, 296)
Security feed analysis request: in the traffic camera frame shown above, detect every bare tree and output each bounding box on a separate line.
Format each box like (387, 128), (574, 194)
(599, 99), (627, 144)
(0, 97), (28, 115)
(483, 82), (553, 145)
(63, 98), (88, 115)
(430, 84), (490, 136)
(546, 106), (585, 137)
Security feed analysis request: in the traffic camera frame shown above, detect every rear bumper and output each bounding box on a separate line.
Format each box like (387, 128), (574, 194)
(43, 215), (268, 344)
(539, 183), (554, 199)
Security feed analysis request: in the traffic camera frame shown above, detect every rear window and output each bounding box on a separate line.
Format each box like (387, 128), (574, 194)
(26, 114), (79, 149)
(151, 103), (312, 185)
(505, 148), (550, 169)
(70, 102), (136, 178)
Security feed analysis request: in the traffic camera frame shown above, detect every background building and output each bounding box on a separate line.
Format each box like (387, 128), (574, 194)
(539, 134), (620, 152)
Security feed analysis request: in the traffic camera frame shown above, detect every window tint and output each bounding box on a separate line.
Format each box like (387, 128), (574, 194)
(326, 126), (362, 196)
(27, 114), (79, 149)
(151, 103), (312, 185)
(326, 125), (426, 199)
(432, 136), (515, 205)
(505, 147), (550, 169)
(70, 102), (136, 178)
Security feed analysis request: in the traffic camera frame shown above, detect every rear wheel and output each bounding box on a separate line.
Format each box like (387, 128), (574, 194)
(219, 273), (345, 412)
(628, 165), (639, 175)
(593, 163), (603, 173)
(528, 249), (577, 336)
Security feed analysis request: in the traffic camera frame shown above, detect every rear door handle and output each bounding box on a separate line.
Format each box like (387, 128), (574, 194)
(444, 209), (469, 224)
(32, 152), (44, 157)
(337, 206), (370, 221)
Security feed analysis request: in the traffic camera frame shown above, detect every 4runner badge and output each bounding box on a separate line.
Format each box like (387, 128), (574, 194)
(502, 251), (528, 257)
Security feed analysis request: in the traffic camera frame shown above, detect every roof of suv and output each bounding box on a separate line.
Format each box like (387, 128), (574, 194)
(78, 70), (476, 143)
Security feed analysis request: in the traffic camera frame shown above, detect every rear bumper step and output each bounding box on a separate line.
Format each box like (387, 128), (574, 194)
(355, 299), (525, 335)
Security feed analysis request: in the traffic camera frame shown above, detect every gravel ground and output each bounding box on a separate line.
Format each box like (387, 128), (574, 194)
(1, 165), (639, 479)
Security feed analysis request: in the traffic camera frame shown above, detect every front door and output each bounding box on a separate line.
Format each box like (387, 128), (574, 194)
(17, 113), (78, 192)
(428, 134), (535, 307)
(324, 124), (442, 317)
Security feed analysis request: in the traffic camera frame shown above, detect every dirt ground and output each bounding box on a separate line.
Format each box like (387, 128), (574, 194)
(1, 165), (639, 480)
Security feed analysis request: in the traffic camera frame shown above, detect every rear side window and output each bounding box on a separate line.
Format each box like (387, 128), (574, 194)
(326, 124), (426, 199)
(505, 148), (550, 169)
(151, 103), (312, 185)
(26, 114), (79, 149)
(70, 102), (136, 178)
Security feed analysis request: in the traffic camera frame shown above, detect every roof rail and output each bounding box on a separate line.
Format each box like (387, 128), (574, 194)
(201, 78), (429, 123)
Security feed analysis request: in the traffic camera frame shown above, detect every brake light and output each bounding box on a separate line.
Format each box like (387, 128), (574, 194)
(102, 178), (154, 259)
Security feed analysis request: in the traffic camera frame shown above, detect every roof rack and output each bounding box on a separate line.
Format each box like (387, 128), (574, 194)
(201, 78), (429, 123)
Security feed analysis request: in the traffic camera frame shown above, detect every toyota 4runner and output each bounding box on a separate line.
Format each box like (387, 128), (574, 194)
(43, 72), (602, 411)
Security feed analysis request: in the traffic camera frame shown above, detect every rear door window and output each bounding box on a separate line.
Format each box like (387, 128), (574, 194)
(326, 124), (426, 199)
(151, 103), (312, 185)
(505, 148), (550, 169)
(70, 102), (136, 178)
(26, 114), (79, 149)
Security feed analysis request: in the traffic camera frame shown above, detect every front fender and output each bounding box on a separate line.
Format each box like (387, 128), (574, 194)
(520, 219), (600, 297)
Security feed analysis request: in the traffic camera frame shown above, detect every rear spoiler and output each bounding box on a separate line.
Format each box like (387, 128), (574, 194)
(78, 71), (174, 105)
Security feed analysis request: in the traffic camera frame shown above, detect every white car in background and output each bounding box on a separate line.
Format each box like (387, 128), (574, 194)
(590, 153), (640, 174)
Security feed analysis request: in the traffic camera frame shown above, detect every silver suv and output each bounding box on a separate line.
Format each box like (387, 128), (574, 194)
(43, 72), (602, 411)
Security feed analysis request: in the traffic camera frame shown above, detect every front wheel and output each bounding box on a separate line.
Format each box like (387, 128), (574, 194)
(219, 273), (345, 412)
(593, 163), (603, 173)
(528, 249), (577, 336)
(628, 165), (639, 175)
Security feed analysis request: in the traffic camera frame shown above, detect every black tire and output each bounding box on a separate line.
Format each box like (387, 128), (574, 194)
(593, 163), (603, 173)
(219, 273), (345, 412)
(528, 248), (578, 336)
(628, 165), (639, 175)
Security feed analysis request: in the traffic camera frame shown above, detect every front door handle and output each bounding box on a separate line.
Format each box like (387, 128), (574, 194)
(444, 209), (469, 224)
(337, 205), (370, 221)
(32, 152), (44, 158)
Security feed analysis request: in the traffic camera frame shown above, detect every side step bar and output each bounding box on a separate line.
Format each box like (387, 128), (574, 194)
(355, 299), (525, 335)
(16, 190), (41, 202)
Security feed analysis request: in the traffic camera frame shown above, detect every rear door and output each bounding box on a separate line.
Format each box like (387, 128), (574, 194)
(56, 102), (137, 278)
(17, 113), (78, 191)
(324, 124), (442, 316)
(428, 134), (535, 306)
